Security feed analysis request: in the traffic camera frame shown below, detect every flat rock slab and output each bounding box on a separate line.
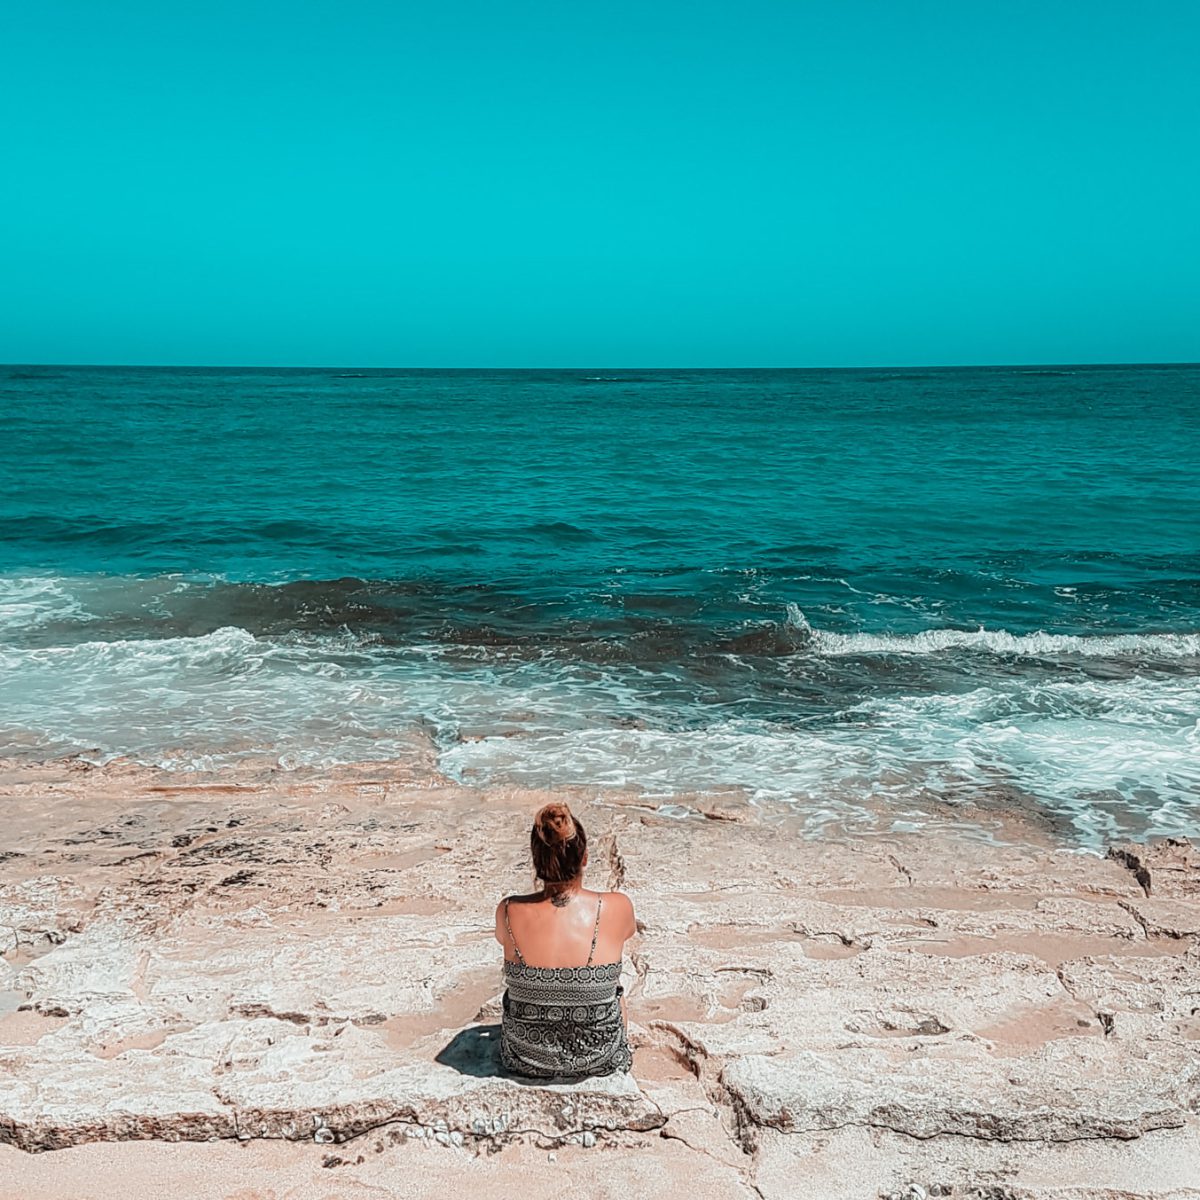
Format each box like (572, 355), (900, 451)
(751, 1124), (1200, 1200)
(1, 1016), (661, 1153)
(722, 1039), (1197, 1144)
(2, 761), (1199, 1199)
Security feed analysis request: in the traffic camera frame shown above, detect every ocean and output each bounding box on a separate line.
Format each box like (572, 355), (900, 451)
(1, 364), (1197, 845)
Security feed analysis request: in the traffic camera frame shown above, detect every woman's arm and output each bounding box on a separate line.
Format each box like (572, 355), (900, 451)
(612, 892), (636, 1025)
(611, 891), (636, 941)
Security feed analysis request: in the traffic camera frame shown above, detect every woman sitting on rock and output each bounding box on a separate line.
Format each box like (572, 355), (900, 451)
(495, 802), (635, 1078)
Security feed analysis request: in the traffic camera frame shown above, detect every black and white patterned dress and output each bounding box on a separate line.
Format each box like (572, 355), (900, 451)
(499, 897), (634, 1079)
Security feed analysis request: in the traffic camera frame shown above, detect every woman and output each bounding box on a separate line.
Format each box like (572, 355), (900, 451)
(494, 802), (635, 1078)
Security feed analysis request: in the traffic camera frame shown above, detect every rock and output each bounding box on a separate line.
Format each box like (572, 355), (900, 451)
(1, 761), (1199, 1194)
(0, 1013), (663, 1152)
(721, 1040), (1196, 1142)
(1109, 838), (1200, 898)
(1120, 897), (1200, 939)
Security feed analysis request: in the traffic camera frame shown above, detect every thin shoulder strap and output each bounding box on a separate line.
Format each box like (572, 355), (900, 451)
(503, 898), (525, 964)
(586, 895), (603, 966)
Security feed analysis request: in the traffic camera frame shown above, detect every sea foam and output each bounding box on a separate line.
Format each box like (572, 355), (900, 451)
(806, 625), (1200, 658)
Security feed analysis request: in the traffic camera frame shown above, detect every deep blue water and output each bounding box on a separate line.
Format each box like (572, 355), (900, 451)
(2, 365), (1198, 844)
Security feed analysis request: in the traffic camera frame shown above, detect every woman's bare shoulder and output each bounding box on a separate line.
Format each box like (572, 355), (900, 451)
(494, 893), (540, 942)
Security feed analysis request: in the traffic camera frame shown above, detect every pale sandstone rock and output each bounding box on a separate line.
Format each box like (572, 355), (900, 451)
(1109, 839), (1200, 899)
(752, 1124), (1200, 1200)
(0, 760), (1197, 1200)
(1119, 898), (1200, 939)
(721, 1039), (1197, 1143)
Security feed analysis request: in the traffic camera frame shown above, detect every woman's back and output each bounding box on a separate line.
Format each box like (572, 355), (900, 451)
(499, 888), (633, 968)
(494, 804), (635, 1079)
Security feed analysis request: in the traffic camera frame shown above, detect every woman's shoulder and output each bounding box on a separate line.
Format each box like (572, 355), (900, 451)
(598, 888), (633, 908)
(598, 889), (635, 927)
(494, 893), (541, 942)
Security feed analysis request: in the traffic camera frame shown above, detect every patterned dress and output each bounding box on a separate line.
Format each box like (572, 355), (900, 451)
(499, 896), (634, 1079)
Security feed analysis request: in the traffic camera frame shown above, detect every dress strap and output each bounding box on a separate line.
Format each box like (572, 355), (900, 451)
(586, 895), (603, 966)
(503, 898), (525, 964)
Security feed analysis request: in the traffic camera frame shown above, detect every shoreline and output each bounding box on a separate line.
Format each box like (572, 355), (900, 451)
(0, 748), (1143, 851)
(1, 759), (1198, 1198)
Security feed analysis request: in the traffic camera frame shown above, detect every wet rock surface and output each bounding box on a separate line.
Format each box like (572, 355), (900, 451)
(1, 759), (1198, 1198)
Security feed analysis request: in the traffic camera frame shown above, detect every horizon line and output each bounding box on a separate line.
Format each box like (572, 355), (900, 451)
(4, 360), (1199, 373)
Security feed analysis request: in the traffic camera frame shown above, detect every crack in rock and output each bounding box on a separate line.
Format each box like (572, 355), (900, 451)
(604, 832), (627, 892)
(1116, 900), (1152, 938)
(1107, 847), (1154, 897)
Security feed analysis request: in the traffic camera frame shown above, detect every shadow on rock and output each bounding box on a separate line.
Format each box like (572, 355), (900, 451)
(436, 1024), (611, 1088)
(435, 1023), (505, 1077)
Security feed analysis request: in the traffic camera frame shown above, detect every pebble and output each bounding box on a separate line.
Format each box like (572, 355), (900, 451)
(581, 1131), (596, 1148)
(313, 1127), (335, 1145)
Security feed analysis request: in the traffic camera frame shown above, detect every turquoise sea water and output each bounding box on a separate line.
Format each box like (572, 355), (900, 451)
(1, 365), (1198, 844)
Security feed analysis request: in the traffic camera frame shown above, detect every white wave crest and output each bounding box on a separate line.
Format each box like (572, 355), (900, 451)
(0, 576), (92, 632)
(808, 626), (1200, 658)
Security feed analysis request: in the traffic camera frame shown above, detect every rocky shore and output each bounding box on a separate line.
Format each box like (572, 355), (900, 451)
(1, 757), (1197, 1199)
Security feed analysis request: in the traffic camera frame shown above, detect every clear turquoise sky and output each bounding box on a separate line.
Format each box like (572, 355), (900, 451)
(2, 1), (1197, 367)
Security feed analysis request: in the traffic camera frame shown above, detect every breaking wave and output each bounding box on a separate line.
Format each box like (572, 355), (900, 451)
(807, 625), (1200, 659)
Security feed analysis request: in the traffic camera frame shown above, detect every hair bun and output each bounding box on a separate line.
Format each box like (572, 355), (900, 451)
(534, 802), (576, 845)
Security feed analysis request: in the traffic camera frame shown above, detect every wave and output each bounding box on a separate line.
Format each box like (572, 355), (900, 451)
(439, 689), (1200, 847)
(0, 624), (263, 671)
(718, 605), (1200, 661)
(1, 609), (1197, 845)
(4, 575), (1199, 669)
(806, 625), (1200, 658)
(522, 521), (600, 543)
(0, 576), (92, 631)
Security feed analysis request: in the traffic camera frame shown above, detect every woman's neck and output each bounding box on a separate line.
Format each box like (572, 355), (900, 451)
(543, 877), (583, 908)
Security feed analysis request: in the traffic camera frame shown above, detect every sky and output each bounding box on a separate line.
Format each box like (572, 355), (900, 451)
(2, 1), (1198, 367)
